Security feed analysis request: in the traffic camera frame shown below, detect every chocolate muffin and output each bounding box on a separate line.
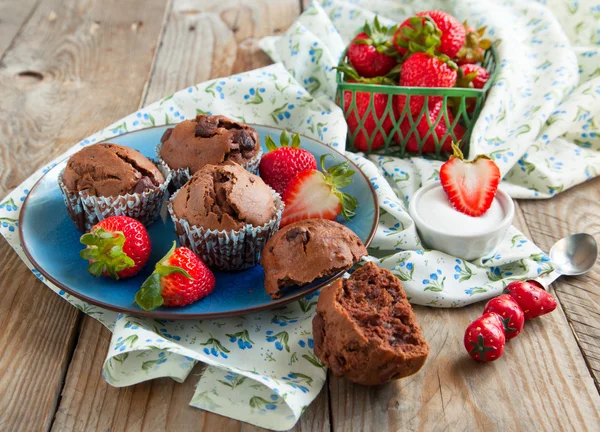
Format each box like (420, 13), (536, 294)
(63, 143), (165, 196)
(312, 262), (430, 386)
(260, 219), (367, 299)
(58, 143), (170, 232)
(169, 162), (283, 271)
(159, 114), (262, 189)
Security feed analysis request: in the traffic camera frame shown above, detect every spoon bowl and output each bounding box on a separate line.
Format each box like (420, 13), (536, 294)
(549, 233), (598, 276)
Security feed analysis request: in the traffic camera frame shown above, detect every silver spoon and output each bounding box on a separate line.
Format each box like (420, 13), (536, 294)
(549, 233), (598, 276)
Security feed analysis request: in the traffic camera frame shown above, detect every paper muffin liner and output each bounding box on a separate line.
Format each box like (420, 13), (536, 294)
(58, 159), (172, 232)
(168, 187), (283, 271)
(156, 143), (263, 191)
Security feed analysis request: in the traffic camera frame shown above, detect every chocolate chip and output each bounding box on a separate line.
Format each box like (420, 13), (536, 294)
(195, 115), (219, 138)
(231, 129), (256, 151)
(286, 227), (310, 244)
(133, 176), (156, 193)
(160, 128), (173, 143)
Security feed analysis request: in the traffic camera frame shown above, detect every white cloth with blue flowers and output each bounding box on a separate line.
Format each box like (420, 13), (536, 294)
(0, 0), (597, 430)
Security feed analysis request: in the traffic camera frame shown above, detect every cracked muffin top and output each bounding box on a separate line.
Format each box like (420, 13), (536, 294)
(172, 162), (276, 231)
(260, 219), (367, 299)
(159, 114), (260, 173)
(62, 143), (165, 197)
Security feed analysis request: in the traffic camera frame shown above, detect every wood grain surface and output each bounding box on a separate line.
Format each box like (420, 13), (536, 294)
(1, 0), (599, 431)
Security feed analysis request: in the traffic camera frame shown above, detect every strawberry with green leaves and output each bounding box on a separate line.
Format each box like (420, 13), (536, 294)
(80, 216), (151, 280)
(456, 23), (491, 65)
(259, 130), (317, 195)
(503, 280), (557, 320)
(440, 143), (501, 217)
(134, 242), (215, 311)
(394, 11), (465, 58)
(464, 312), (506, 362)
(348, 16), (398, 78)
(484, 294), (525, 339)
(281, 155), (357, 226)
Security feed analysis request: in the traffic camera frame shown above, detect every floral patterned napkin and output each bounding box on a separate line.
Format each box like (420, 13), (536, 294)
(0, 0), (597, 429)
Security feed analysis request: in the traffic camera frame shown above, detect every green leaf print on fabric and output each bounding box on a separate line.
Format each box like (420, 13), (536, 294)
(302, 351), (324, 369)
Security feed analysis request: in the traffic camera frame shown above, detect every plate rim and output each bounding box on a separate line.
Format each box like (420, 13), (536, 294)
(18, 123), (379, 319)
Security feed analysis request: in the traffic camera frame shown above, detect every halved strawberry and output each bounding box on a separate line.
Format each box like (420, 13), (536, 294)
(281, 155), (357, 227)
(440, 143), (501, 217)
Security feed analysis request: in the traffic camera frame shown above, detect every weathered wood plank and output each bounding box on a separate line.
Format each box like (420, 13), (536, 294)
(0, 0), (171, 431)
(0, 0), (40, 57)
(519, 176), (600, 388)
(54, 1), (328, 431)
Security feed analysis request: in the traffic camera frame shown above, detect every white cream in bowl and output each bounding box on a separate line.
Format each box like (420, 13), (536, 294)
(409, 183), (514, 261)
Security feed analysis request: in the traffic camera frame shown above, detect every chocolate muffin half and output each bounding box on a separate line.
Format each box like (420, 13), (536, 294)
(260, 219), (367, 299)
(312, 261), (429, 386)
(169, 162), (282, 271)
(58, 143), (170, 231)
(159, 114), (262, 189)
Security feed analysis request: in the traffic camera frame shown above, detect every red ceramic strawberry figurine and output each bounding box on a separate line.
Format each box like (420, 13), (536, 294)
(337, 62), (397, 151)
(281, 155), (357, 226)
(134, 242), (215, 311)
(80, 216), (151, 280)
(456, 23), (491, 65)
(440, 143), (501, 217)
(394, 11), (465, 58)
(397, 52), (457, 115)
(503, 280), (558, 320)
(484, 294), (525, 339)
(347, 16), (398, 78)
(259, 130), (317, 195)
(464, 312), (506, 362)
(398, 99), (465, 153)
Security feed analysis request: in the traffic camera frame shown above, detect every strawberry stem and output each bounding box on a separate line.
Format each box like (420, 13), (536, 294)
(79, 228), (135, 280)
(320, 155), (358, 220)
(264, 130), (302, 152)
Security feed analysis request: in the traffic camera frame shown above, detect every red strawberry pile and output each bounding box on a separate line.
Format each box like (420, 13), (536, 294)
(340, 12), (492, 153)
(464, 280), (558, 362)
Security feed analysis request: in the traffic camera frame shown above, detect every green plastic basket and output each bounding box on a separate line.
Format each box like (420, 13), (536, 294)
(336, 46), (498, 160)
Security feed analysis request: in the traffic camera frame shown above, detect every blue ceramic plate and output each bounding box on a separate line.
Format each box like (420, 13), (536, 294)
(19, 125), (378, 319)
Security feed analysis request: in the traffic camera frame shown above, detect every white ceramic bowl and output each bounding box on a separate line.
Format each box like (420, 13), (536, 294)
(408, 183), (514, 261)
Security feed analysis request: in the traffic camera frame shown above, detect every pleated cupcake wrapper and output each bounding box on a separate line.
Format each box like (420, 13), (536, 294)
(58, 160), (172, 232)
(155, 143), (263, 191)
(168, 187), (283, 271)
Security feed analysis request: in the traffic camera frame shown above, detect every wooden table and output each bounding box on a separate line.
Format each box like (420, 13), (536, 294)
(0, 1), (598, 430)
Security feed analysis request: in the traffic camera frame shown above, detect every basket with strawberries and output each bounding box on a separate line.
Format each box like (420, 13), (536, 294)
(336, 10), (496, 159)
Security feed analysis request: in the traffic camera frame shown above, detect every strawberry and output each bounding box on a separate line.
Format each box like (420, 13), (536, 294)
(259, 130), (317, 195)
(456, 23), (491, 65)
(398, 99), (465, 153)
(393, 15), (442, 57)
(281, 155), (357, 227)
(337, 62), (397, 151)
(483, 294), (525, 339)
(397, 52), (457, 115)
(457, 64), (490, 89)
(80, 216), (151, 280)
(439, 143), (501, 217)
(347, 17), (398, 78)
(134, 242), (215, 311)
(394, 11), (465, 58)
(464, 312), (505, 362)
(503, 280), (558, 320)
